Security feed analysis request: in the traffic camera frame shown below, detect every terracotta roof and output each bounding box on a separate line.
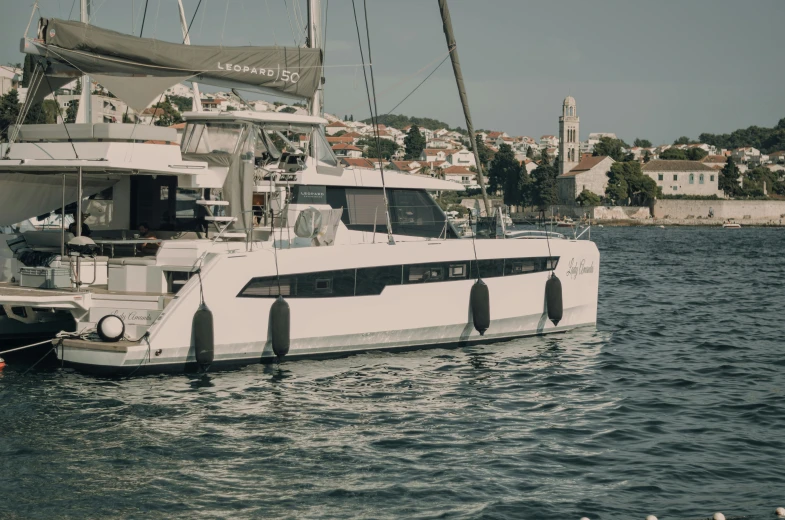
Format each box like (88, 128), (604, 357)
(141, 107), (165, 116)
(326, 136), (353, 143)
(332, 144), (362, 151)
(642, 160), (716, 172)
(561, 155), (612, 176)
(340, 157), (376, 168)
(701, 155), (728, 164)
(326, 121), (348, 127)
(170, 123), (186, 129)
(342, 131), (363, 138)
(391, 160), (420, 170)
(421, 148), (454, 155)
(443, 166), (472, 174)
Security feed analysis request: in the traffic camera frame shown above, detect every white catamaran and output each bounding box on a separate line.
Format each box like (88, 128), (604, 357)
(0, 0), (599, 374)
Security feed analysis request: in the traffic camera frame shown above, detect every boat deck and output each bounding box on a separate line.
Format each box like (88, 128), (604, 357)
(0, 282), (172, 297)
(60, 337), (139, 352)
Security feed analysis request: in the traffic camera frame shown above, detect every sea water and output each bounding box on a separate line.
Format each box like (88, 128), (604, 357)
(1, 227), (783, 519)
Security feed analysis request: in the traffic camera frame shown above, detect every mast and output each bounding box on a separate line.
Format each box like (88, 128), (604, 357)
(437, 0), (491, 216)
(76, 0), (92, 123)
(307, 0), (322, 117)
(176, 0), (202, 112)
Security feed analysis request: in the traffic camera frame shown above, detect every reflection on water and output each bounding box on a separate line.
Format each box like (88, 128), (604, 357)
(1, 227), (783, 519)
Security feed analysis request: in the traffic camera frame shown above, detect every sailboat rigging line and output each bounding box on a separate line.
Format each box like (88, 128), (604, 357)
(221, 0), (230, 46)
(284, 0), (299, 46)
(264, 0), (278, 45)
(335, 49), (452, 117)
(139, 0), (149, 37)
(469, 212), (481, 279)
(385, 51), (451, 116)
(351, 0), (394, 244)
(181, 0), (204, 44)
(68, 0), (77, 20)
(39, 61), (80, 159)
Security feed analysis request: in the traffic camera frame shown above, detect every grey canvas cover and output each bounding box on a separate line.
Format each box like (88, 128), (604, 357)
(35, 18), (322, 110)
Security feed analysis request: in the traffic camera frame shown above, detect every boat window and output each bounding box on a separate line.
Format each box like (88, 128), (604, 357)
(407, 266), (443, 283)
(471, 259), (505, 279)
(181, 122), (243, 155)
(326, 187), (448, 239)
(240, 277), (293, 297)
(505, 259), (535, 275)
(355, 265), (402, 296)
(238, 257), (559, 298)
(296, 270), (354, 297)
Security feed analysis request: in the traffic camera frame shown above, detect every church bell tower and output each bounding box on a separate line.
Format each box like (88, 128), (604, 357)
(559, 96), (580, 175)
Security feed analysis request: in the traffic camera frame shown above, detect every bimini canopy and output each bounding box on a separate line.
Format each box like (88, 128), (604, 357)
(24, 18), (322, 112)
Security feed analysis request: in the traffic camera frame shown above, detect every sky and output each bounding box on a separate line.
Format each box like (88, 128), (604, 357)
(1, 0), (783, 145)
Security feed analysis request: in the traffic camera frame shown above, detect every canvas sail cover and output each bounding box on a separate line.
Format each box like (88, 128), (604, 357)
(32, 18), (322, 111)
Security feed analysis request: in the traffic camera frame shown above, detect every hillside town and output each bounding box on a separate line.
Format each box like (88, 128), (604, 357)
(2, 65), (784, 213)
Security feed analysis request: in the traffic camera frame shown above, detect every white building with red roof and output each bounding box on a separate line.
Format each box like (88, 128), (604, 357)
(325, 120), (349, 135)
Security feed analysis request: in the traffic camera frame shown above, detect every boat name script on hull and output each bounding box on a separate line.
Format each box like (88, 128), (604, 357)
(565, 258), (594, 280)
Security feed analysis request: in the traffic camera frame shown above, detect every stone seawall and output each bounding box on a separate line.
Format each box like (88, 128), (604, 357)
(653, 200), (785, 221)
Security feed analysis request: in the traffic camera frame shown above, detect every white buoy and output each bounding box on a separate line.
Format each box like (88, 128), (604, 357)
(776, 506), (785, 517)
(713, 513), (725, 520)
(646, 516), (657, 520)
(580, 517), (590, 520)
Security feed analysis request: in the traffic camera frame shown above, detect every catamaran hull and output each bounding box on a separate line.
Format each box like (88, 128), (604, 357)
(57, 239), (600, 375)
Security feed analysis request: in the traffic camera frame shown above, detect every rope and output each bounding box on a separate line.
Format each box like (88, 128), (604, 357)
(384, 50), (452, 116)
(182, 0), (204, 44)
(0, 338), (55, 357)
(139, 0), (149, 37)
(283, 0), (298, 46)
(264, 0), (278, 45)
(351, 0), (394, 244)
(38, 60), (80, 159)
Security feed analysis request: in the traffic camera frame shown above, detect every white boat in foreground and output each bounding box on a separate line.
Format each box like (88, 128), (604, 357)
(0, 2), (599, 374)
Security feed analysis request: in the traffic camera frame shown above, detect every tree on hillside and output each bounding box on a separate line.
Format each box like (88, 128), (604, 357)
(686, 148), (708, 161)
(605, 161), (659, 205)
(660, 147), (708, 161)
(743, 166), (778, 197)
(488, 144), (526, 205)
(152, 99), (182, 127)
(65, 100), (79, 123)
(659, 148), (688, 160)
(0, 90), (58, 140)
(526, 146), (534, 159)
(530, 163), (559, 207)
(357, 137), (400, 160)
(576, 189), (601, 207)
(592, 136), (627, 162)
(0, 89), (21, 141)
(605, 166), (629, 205)
(643, 150), (652, 163)
(42, 99), (60, 124)
(719, 157), (742, 197)
(673, 136), (694, 145)
(633, 138), (652, 148)
(475, 135), (493, 168)
(539, 147), (550, 166)
(167, 95), (192, 113)
(404, 124), (426, 160)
